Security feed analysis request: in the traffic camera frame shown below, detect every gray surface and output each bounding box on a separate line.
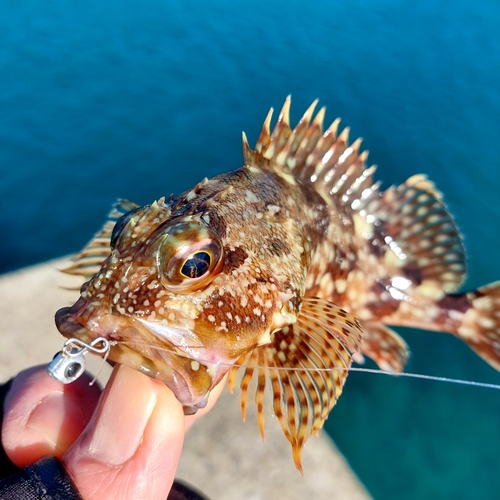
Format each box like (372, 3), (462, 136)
(0, 259), (371, 499)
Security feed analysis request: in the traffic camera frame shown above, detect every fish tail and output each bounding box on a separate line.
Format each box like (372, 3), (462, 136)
(446, 281), (500, 371)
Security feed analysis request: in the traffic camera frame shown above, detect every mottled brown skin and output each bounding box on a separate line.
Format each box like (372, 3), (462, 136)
(57, 98), (500, 468)
(57, 164), (344, 412)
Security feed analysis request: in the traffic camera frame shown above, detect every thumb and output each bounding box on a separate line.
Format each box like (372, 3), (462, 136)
(62, 364), (185, 500)
(1, 365), (101, 467)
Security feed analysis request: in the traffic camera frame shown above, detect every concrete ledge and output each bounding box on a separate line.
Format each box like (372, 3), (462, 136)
(0, 259), (371, 499)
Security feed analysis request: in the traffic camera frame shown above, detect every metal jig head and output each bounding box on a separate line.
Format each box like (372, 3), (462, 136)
(47, 337), (114, 385)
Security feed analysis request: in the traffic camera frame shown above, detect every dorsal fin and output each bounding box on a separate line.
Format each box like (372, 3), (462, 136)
(243, 97), (378, 208)
(61, 199), (139, 280)
(354, 175), (467, 294)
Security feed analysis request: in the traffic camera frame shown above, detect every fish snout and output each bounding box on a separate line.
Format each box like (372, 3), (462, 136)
(55, 302), (225, 413)
(55, 302), (97, 344)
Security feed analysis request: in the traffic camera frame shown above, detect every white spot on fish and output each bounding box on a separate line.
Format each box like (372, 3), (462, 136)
(458, 325), (478, 339)
(245, 190), (260, 203)
(319, 273), (334, 296)
(335, 278), (347, 294)
(479, 317), (496, 329)
(449, 310), (464, 322)
(186, 190), (197, 202)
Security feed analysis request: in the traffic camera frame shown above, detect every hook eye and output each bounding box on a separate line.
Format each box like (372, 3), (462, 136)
(47, 350), (86, 384)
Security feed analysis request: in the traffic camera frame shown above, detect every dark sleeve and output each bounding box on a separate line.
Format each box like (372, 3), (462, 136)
(0, 455), (83, 500)
(0, 377), (209, 500)
(0, 379), (17, 478)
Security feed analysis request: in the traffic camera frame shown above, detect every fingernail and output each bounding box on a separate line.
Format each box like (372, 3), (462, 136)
(28, 391), (87, 452)
(87, 365), (157, 465)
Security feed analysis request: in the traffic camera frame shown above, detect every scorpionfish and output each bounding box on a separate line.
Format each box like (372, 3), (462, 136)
(56, 98), (500, 470)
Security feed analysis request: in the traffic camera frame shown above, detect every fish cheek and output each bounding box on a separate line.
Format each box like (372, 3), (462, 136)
(192, 318), (250, 357)
(124, 266), (154, 291)
(222, 247), (248, 273)
(190, 301), (264, 357)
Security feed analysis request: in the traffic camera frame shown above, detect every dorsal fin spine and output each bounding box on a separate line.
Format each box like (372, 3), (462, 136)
(278, 103), (323, 171)
(265, 97), (293, 160)
(288, 106), (325, 172)
(244, 98), (377, 210)
(255, 107), (273, 155)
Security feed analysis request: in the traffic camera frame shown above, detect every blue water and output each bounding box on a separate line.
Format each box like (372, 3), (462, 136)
(1, 1), (499, 498)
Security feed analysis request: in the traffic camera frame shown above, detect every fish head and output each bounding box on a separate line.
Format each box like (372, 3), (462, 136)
(56, 194), (304, 413)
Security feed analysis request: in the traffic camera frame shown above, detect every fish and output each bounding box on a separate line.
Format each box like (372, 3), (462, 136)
(55, 97), (500, 471)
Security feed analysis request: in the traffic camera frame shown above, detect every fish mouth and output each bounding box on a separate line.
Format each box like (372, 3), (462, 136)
(55, 303), (226, 413)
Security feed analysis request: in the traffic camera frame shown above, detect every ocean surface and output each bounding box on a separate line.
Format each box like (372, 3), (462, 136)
(1, 1), (499, 498)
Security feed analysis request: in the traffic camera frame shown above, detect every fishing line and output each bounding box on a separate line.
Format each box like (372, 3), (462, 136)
(113, 340), (500, 391)
(341, 367), (500, 390)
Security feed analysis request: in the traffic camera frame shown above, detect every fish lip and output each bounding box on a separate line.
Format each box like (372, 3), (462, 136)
(55, 303), (225, 410)
(55, 305), (96, 342)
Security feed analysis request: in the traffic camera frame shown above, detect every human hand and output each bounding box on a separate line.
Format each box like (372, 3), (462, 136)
(2, 363), (222, 499)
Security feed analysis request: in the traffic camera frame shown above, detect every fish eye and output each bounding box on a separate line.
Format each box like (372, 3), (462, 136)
(180, 251), (212, 278)
(110, 207), (142, 249)
(157, 222), (223, 293)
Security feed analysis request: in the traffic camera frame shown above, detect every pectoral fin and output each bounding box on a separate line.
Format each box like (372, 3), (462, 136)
(228, 297), (363, 471)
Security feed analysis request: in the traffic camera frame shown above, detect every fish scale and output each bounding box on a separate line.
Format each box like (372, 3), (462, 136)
(56, 97), (500, 470)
